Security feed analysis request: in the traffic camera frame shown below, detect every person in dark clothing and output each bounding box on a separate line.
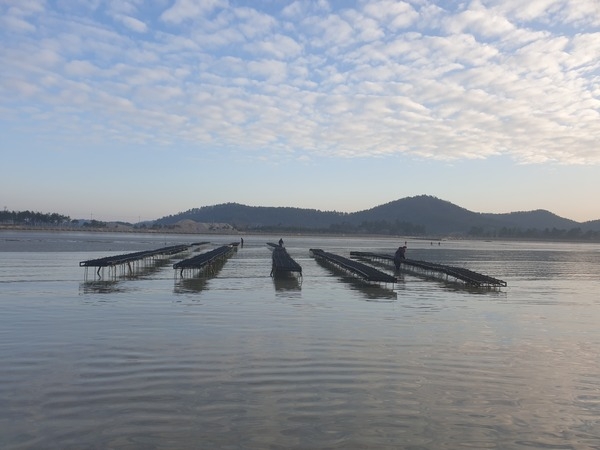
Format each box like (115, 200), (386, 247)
(278, 238), (284, 247)
(394, 245), (407, 270)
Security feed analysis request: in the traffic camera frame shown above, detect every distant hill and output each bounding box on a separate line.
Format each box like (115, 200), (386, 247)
(157, 203), (348, 229)
(348, 196), (487, 234)
(154, 195), (600, 238)
(582, 219), (600, 231)
(480, 210), (580, 231)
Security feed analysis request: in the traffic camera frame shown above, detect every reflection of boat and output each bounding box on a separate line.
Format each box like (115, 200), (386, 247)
(267, 243), (302, 279)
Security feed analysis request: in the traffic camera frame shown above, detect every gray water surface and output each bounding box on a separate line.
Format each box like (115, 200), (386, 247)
(1, 231), (600, 449)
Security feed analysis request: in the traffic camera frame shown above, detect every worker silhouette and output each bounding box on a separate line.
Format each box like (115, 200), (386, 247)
(394, 245), (407, 270)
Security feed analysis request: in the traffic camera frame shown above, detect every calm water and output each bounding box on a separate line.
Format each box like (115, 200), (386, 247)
(1, 230), (600, 449)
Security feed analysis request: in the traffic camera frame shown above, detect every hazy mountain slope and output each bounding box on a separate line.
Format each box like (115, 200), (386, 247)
(347, 195), (489, 234)
(481, 210), (580, 230)
(580, 219), (600, 232)
(155, 196), (599, 234)
(157, 202), (347, 229)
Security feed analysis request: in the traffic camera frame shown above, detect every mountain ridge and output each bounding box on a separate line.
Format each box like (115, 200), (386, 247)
(155, 195), (600, 237)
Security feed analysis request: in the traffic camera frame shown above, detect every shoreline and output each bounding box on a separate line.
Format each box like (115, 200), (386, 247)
(1, 225), (599, 244)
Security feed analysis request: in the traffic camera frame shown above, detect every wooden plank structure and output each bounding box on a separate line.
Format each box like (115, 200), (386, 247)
(351, 251), (507, 288)
(310, 248), (396, 284)
(267, 243), (302, 278)
(80, 244), (195, 279)
(173, 244), (236, 278)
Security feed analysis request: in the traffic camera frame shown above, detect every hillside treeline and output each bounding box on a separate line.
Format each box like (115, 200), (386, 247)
(468, 226), (600, 241)
(242, 219), (425, 236)
(328, 219), (426, 235)
(0, 210), (71, 226)
(247, 222), (599, 240)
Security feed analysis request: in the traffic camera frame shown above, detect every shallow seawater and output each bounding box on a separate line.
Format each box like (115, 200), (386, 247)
(1, 231), (600, 449)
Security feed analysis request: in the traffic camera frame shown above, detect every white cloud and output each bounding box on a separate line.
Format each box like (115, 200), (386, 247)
(107, 0), (145, 16)
(3, 78), (40, 96)
(444, 1), (515, 37)
(491, 0), (600, 26)
(567, 32), (600, 70)
(303, 14), (355, 49)
(2, 14), (36, 32)
(281, 1), (304, 20)
(243, 34), (302, 59)
(1, 0), (45, 32)
(495, 0), (563, 22)
(115, 14), (148, 33)
(247, 59), (287, 82)
(160, 0), (227, 24)
(64, 60), (98, 77)
(563, 0), (600, 26)
(362, 1), (419, 29)
(7, 0), (46, 16)
(2, 0), (600, 166)
(233, 6), (277, 39)
(342, 10), (384, 42)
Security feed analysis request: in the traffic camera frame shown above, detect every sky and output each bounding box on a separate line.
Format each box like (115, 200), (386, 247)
(1, 0), (600, 223)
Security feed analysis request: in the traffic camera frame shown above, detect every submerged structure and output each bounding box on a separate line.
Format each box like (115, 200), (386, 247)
(173, 244), (237, 278)
(80, 244), (195, 279)
(267, 243), (302, 278)
(351, 251), (507, 288)
(310, 248), (397, 285)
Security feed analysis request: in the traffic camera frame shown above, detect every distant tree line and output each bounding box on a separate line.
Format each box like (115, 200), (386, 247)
(329, 219), (426, 235)
(468, 226), (600, 241)
(81, 219), (107, 228)
(247, 221), (599, 240)
(245, 224), (315, 234)
(241, 219), (426, 236)
(0, 210), (113, 228)
(0, 209), (71, 226)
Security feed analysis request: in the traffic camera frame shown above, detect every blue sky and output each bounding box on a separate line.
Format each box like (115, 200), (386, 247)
(1, 0), (599, 223)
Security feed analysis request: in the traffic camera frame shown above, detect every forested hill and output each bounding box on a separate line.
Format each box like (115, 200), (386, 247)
(350, 196), (484, 234)
(157, 203), (349, 229)
(0, 210), (70, 226)
(155, 195), (600, 238)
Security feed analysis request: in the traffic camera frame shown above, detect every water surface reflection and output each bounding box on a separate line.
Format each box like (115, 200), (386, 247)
(3, 234), (600, 449)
